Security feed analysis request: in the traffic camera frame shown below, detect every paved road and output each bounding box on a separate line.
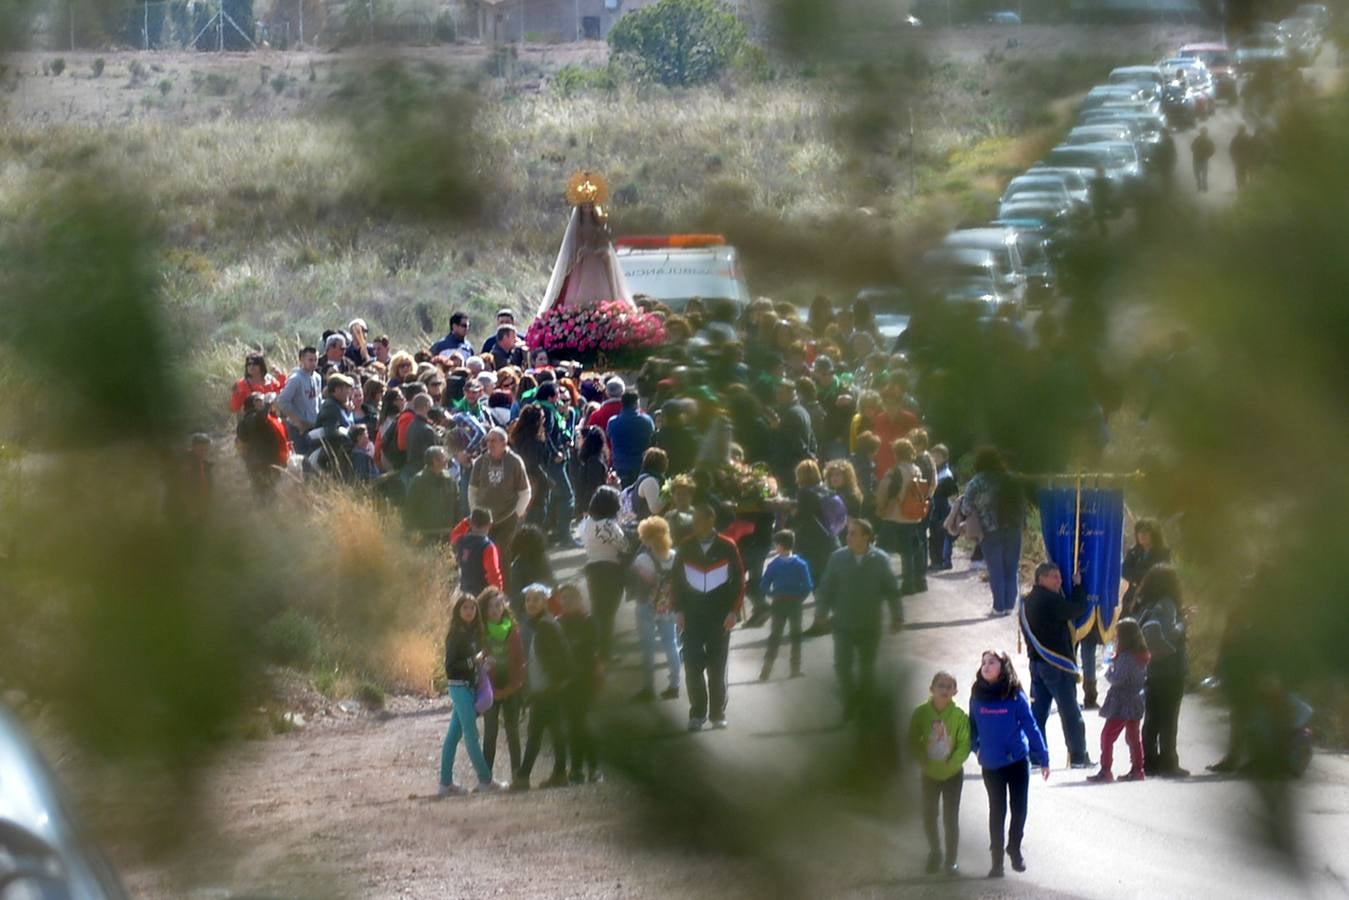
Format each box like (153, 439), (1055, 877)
(542, 542), (1349, 899)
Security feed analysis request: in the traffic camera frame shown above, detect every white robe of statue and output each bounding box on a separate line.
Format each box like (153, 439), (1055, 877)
(536, 205), (635, 319)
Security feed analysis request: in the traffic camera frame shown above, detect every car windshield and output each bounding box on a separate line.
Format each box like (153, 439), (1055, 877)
(1006, 179), (1066, 197)
(1046, 148), (1101, 167)
(1002, 203), (1059, 220)
(1068, 128), (1127, 143)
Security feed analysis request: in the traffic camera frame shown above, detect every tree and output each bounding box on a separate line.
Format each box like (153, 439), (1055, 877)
(608, 0), (747, 88)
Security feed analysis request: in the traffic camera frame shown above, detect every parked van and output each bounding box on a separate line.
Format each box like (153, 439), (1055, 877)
(615, 235), (750, 314)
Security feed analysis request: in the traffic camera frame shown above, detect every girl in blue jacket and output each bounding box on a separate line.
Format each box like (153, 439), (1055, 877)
(969, 650), (1050, 879)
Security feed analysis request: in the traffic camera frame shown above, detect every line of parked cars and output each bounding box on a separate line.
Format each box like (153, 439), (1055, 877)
(895, 37), (1249, 329)
(1235, 5), (1331, 72)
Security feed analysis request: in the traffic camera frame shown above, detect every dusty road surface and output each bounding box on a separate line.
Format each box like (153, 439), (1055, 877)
(110, 540), (1349, 899)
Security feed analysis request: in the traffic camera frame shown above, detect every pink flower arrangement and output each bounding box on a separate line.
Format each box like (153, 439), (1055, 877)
(525, 301), (666, 358)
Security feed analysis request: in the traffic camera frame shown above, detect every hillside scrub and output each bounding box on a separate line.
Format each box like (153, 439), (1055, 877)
(0, 49), (1129, 436)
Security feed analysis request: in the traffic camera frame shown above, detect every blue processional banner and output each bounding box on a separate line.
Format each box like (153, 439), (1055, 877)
(1036, 486), (1126, 643)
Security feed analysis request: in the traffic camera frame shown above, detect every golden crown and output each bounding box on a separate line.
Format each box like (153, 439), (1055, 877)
(566, 170), (610, 207)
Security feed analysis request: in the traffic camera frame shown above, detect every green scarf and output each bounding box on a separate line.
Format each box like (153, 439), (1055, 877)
(485, 617), (513, 658)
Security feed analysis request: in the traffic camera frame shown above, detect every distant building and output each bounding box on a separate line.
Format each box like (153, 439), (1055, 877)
(1069, 0), (1206, 18)
(461, 0), (656, 42)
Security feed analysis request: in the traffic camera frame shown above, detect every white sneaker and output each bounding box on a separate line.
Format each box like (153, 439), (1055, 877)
(476, 779), (510, 793)
(710, 719), (729, 730)
(437, 783), (467, 798)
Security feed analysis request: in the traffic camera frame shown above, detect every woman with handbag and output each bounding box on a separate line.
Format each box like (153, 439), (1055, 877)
(438, 592), (508, 797)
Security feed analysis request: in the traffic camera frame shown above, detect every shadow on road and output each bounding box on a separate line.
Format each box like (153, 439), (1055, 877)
(902, 617), (992, 631)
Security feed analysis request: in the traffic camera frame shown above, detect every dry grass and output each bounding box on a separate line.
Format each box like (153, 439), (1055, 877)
(270, 486), (455, 695)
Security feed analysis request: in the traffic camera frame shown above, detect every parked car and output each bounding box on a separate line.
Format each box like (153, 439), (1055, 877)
(1278, 17), (1321, 64)
(995, 198), (1078, 241)
(1012, 167), (1091, 208)
(1080, 84), (1160, 115)
(1177, 43), (1239, 100)
(986, 218), (1060, 306)
(1235, 29), (1292, 73)
(1065, 122), (1162, 171)
(1295, 3), (1329, 33)
(853, 287), (920, 340)
(0, 704), (129, 898)
(1037, 143), (1137, 201)
(988, 10), (1021, 24)
(1158, 58), (1216, 115)
(1108, 65), (1166, 89)
(999, 174), (1084, 218)
(1076, 109), (1168, 164)
(941, 227), (1028, 311)
(920, 247), (1017, 315)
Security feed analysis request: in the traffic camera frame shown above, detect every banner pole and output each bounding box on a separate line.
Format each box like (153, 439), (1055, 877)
(1072, 473), (1082, 580)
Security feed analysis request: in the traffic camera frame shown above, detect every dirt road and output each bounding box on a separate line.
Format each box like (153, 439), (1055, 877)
(112, 538), (1349, 899)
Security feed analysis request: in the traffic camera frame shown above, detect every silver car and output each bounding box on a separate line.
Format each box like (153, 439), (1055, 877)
(1000, 175), (1074, 210)
(941, 228), (1028, 311)
(920, 247), (1017, 314)
(1015, 167), (1091, 207)
(0, 705), (128, 898)
(1108, 65), (1165, 89)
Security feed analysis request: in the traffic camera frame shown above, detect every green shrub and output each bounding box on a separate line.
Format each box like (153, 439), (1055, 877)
(551, 63), (616, 96)
(261, 611), (322, 668)
(356, 680), (386, 710)
(50, 58), (65, 77)
(196, 71), (238, 96)
(158, 78), (172, 96)
(608, 0), (747, 87)
(91, 58), (105, 79)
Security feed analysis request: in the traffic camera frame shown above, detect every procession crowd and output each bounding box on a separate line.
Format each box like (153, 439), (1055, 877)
(203, 291), (1236, 881)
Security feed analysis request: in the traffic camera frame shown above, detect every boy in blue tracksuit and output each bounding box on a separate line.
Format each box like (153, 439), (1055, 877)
(758, 529), (814, 681)
(969, 650), (1050, 879)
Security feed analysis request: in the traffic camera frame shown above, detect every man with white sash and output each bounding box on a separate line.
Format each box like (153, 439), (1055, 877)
(1020, 562), (1093, 768)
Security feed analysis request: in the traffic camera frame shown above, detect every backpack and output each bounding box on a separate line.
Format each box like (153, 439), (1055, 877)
(630, 549), (675, 613)
(820, 491), (849, 537)
(618, 473), (659, 528)
(899, 475), (930, 520)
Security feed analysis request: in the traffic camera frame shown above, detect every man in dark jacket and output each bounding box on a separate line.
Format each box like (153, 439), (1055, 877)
(673, 505), (746, 732)
(1020, 562), (1092, 767)
(513, 583), (572, 790)
(652, 400), (699, 476)
(403, 447), (458, 541)
(1190, 127), (1215, 193)
(403, 394), (439, 479)
(772, 379), (817, 494)
(814, 518), (902, 722)
(489, 324), (528, 370)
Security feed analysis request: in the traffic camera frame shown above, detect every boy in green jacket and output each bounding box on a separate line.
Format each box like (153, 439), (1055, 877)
(908, 671), (971, 876)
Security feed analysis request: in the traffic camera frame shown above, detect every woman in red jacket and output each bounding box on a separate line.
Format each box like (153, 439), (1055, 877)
(230, 353), (288, 416)
(480, 586), (526, 780)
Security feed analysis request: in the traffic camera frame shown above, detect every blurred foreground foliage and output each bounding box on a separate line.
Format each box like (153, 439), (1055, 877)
(0, 0), (1343, 884)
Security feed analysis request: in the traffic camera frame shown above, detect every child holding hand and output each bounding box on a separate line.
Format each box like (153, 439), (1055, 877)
(1088, 618), (1151, 783)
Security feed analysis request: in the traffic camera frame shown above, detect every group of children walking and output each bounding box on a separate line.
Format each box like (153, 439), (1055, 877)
(439, 576), (603, 795)
(909, 621), (1154, 878)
